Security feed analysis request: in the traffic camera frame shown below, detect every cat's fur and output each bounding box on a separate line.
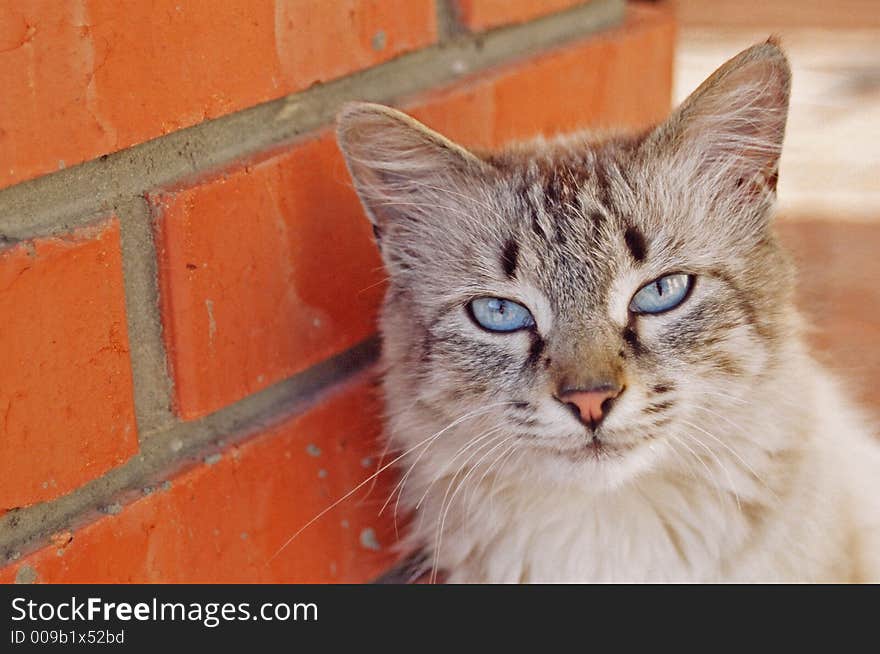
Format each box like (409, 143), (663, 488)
(336, 40), (880, 582)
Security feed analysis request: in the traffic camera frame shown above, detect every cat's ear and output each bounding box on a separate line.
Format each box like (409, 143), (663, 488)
(336, 102), (491, 231)
(650, 38), (791, 202)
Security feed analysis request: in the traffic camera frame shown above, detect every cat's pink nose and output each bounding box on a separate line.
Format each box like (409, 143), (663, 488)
(558, 386), (622, 428)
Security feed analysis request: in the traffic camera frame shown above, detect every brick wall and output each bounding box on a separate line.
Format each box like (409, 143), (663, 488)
(0, 0), (675, 583)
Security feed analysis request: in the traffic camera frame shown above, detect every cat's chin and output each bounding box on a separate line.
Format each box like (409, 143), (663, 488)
(559, 438), (636, 462)
(525, 436), (659, 490)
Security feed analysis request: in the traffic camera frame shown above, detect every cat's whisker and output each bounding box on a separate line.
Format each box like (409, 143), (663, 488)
(357, 275), (392, 295)
(270, 402), (510, 563)
(467, 439), (519, 514)
(268, 428), (448, 563)
(666, 432), (726, 508)
(460, 435), (520, 516)
(399, 426), (505, 536)
(687, 387), (805, 422)
(382, 402), (516, 520)
(489, 447), (527, 513)
(660, 436), (700, 482)
(414, 424), (507, 512)
(663, 433), (702, 480)
(677, 427), (742, 512)
(430, 432), (510, 582)
(439, 432), (517, 524)
(680, 414), (781, 505)
(381, 429), (455, 517)
(364, 422), (396, 501)
(634, 423), (697, 481)
(686, 389), (750, 406)
(688, 382), (800, 412)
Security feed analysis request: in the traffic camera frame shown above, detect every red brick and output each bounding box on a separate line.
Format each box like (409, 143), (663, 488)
(0, 1), (437, 190)
(490, 4), (675, 140)
(0, 378), (398, 583)
(151, 133), (385, 420)
(0, 219), (138, 509)
(411, 3), (675, 144)
(455, 0), (591, 31)
(408, 86), (496, 149)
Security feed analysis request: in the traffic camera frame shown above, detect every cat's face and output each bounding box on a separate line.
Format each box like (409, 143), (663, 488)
(338, 40), (794, 489)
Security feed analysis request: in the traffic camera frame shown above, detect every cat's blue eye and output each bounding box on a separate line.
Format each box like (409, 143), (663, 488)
(629, 274), (693, 314)
(468, 297), (535, 333)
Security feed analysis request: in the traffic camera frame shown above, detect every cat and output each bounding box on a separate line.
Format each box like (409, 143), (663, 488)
(335, 39), (880, 582)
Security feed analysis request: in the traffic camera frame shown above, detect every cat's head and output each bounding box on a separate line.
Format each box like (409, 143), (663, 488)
(337, 40), (795, 489)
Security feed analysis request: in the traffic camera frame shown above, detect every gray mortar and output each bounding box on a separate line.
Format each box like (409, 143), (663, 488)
(116, 196), (176, 436)
(0, 338), (380, 564)
(15, 565), (38, 584)
(0, 0), (624, 565)
(435, 0), (465, 41)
